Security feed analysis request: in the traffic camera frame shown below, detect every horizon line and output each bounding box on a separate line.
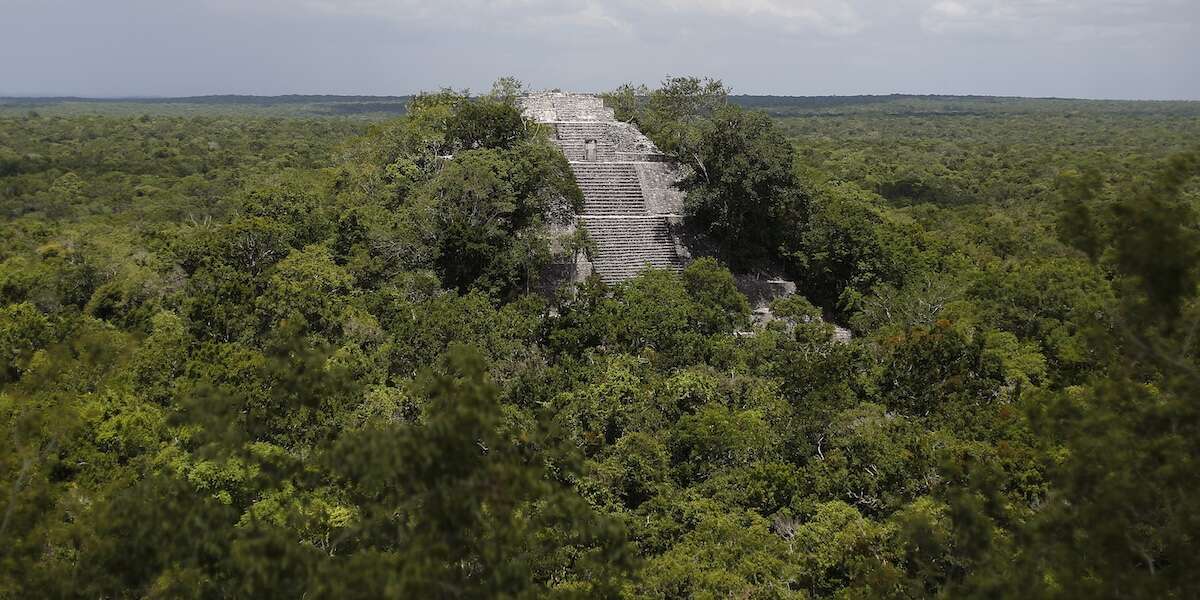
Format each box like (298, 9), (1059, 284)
(3, 92), (1199, 103)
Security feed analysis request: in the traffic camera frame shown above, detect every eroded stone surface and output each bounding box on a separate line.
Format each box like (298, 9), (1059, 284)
(636, 162), (686, 215)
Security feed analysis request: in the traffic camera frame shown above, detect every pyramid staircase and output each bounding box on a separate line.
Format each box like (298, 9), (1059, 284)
(521, 93), (685, 284)
(572, 162), (646, 215)
(572, 160), (683, 282)
(577, 215), (683, 282)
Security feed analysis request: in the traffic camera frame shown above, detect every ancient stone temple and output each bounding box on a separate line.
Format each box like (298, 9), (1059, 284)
(517, 92), (690, 283)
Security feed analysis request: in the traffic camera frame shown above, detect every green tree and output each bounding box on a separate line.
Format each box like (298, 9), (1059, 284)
(0, 302), (51, 382)
(682, 257), (750, 335)
(681, 105), (805, 266)
(425, 148), (539, 295)
(787, 182), (932, 317)
(446, 98), (528, 152)
(332, 344), (633, 597)
(985, 151), (1200, 598)
(257, 245), (352, 336)
(638, 76), (729, 159)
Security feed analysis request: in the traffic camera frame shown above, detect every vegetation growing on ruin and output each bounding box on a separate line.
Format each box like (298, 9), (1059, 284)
(2, 80), (1199, 598)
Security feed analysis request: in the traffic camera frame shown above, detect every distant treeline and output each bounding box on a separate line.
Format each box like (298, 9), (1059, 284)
(5, 92), (1199, 118)
(732, 93), (1200, 117)
(0, 94), (411, 106)
(0, 95), (415, 118)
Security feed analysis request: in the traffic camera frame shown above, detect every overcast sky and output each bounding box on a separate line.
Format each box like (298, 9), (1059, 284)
(2, 0), (1198, 99)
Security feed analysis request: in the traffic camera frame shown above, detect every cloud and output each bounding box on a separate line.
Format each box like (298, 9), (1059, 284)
(228, 0), (1197, 42)
(221, 0), (610, 31)
(224, 0), (866, 36)
(919, 0), (1198, 40)
(642, 0), (866, 35)
(3, 0), (1198, 97)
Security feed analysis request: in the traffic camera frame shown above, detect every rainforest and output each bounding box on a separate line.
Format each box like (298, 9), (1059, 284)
(2, 79), (1199, 598)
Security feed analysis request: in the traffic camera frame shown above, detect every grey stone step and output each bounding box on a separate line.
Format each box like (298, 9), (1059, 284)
(554, 122), (610, 136)
(577, 216), (684, 282)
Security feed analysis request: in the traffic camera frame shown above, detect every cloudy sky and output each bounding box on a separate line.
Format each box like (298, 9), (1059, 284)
(2, 0), (1198, 99)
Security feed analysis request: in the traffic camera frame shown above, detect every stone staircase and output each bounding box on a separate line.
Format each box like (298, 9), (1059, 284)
(577, 216), (683, 282)
(519, 92), (686, 284)
(572, 162), (646, 215)
(554, 122), (610, 142)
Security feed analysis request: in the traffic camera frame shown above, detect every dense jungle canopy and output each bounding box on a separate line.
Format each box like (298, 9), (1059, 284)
(2, 79), (1199, 598)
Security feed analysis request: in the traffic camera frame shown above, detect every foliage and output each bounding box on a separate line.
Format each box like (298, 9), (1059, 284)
(2, 83), (1199, 598)
(681, 106), (806, 266)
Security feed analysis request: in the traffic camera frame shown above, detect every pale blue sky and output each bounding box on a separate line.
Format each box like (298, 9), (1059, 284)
(2, 0), (1198, 99)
